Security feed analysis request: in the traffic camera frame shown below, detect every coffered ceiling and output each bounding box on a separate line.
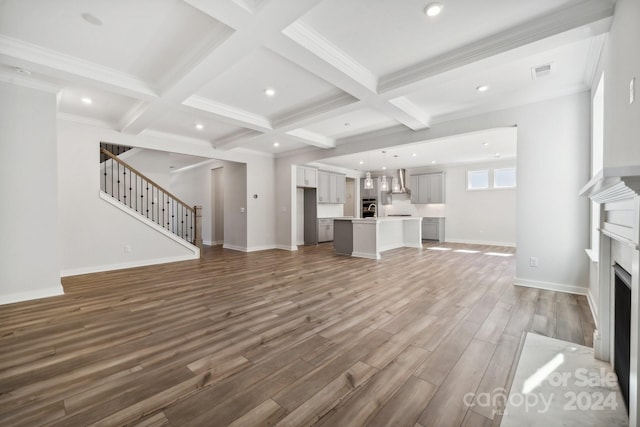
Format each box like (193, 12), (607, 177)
(0, 0), (614, 158)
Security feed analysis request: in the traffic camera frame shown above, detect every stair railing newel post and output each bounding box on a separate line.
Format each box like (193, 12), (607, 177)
(194, 205), (203, 258)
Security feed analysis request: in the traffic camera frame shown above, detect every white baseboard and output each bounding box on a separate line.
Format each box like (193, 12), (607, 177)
(276, 244), (299, 251)
(446, 238), (516, 247)
(513, 277), (589, 296)
(61, 253), (200, 277)
(203, 240), (223, 246)
(223, 244), (248, 252)
(0, 284), (65, 305)
(351, 251), (380, 260)
(246, 245), (277, 252)
(296, 240), (304, 246)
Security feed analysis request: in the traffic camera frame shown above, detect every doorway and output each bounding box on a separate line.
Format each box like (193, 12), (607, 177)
(211, 167), (224, 245)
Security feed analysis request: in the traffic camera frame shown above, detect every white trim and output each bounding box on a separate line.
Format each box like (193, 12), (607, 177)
(0, 35), (158, 99)
(60, 254), (198, 277)
(204, 240), (223, 246)
(513, 277), (589, 296)
(285, 129), (335, 149)
(99, 192), (200, 255)
(223, 244), (248, 252)
(282, 21), (378, 93)
(585, 248), (599, 263)
(246, 245), (277, 252)
(183, 95), (272, 131)
(351, 251), (380, 260)
(445, 238), (516, 248)
(296, 240), (304, 246)
(277, 244), (299, 251)
(587, 288), (598, 329)
(0, 285), (65, 306)
(388, 96), (431, 130)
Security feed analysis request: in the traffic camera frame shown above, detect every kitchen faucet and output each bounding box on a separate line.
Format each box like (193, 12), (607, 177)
(368, 203), (377, 217)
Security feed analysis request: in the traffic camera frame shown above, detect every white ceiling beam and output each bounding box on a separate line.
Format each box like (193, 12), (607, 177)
(120, 0), (322, 135)
(378, 0), (615, 96)
(0, 35), (158, 101)
(182, 95), (272, 131)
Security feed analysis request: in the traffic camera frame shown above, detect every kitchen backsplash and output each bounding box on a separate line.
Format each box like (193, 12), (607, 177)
(317, 203), (344, 218)
(384, 197), (446, 217)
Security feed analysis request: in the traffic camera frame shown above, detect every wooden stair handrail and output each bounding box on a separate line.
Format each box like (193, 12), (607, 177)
(100, 148), (195, 215)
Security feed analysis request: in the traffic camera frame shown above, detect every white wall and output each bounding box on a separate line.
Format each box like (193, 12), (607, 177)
(586, 0), (640, 325)
(0, 82), (63, 304)
(223, 161), (248, 250)
(599, 0), (640, 168)
(446, 162), (516, 246)
(58, 122), (198, 276)
(277, 91), (591, 292)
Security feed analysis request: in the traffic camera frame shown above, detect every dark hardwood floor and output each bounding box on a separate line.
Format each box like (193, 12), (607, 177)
(0, 242), (595, 426)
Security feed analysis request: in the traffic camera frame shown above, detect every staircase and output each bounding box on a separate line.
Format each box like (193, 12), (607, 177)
(100, 146), (202, 251)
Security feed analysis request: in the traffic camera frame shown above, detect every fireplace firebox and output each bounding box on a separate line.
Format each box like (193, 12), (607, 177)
(614, 263), (632, 413)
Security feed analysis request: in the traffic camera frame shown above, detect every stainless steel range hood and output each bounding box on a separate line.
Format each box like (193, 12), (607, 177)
(391, 169), (410, 194)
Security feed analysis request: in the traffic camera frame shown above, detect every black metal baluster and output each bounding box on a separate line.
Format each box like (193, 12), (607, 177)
(117, 161), (120, 201)
(146, 181), (149, 218)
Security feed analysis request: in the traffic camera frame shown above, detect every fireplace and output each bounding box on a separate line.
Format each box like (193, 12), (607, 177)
(614, 263), (631, 413)
(580, 168), (640, 425)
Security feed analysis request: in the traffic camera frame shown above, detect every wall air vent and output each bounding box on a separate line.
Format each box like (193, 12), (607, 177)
(531, 63), (553, 80)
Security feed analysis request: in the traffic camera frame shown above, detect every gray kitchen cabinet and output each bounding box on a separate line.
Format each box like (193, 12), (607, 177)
(422, 217), (445, 242)
(411, 172), (445, 204)
(296, 166), (317, 188)
(317, 218), (334, 242)
(334, 174), (346, 204)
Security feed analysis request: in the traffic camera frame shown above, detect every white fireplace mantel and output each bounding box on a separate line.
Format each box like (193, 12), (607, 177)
(581, 165), (640, 425)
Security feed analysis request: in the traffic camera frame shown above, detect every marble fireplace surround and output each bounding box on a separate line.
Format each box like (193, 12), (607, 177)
(580, 166), (640, 425)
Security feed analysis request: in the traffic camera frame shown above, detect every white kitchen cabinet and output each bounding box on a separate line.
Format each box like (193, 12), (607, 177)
(318, 171), (330, 203)
(411, 172), (445, 204)
(318, 171), (346, 204)
(296, 166), (317, 188)
(317, 218), (334, 242)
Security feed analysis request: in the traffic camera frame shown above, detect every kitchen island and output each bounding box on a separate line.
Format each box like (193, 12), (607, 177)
(333, 217), (422, 259)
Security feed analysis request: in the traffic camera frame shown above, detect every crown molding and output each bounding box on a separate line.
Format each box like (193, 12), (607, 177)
(0, 68), (62, 94)
(183, 95), (272, 131)
(57, 112), (115, 129)
(0, 35), (158, 100)
(212, 128), (262, 150)
(282, 21), (378, 93)
(379, 0), (615, 93)
(286, 128), (335, 149)
(272, 92), (357, 129)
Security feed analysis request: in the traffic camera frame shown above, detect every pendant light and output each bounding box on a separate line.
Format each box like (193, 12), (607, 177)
(380, 151), (389, 191)
(392, 154), (401, 192)
(364, 151), (373, 189)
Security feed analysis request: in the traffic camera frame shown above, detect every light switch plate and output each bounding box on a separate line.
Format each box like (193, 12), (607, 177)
(631, 77), (636, 104)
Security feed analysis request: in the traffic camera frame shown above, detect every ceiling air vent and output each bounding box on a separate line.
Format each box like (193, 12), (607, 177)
(531, 63), (553, 80)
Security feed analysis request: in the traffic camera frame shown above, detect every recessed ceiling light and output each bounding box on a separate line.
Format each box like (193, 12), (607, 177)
(359, 160), (364, 165)
(424, 2), (443, 17)
(382, 166), (387, 170)
(15, 67), (31, 76)
(431, 160), (436, 164)
(81, 12), (103, 26)
(476, 85), (489, 92)
(273, 141), (280, 147)
(264, 88), (276, 97)
(412, 153), (417, 157)
(195, 123), (204, 130)
(81, 97), (93, 105)
(483, 142), (489, 146)
(495, 152), (501, 157)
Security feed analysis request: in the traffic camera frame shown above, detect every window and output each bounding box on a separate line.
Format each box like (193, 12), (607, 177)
(494, 167), (516, 188)
(467, 170), (489, 190)
(467, 167), (516, 190)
